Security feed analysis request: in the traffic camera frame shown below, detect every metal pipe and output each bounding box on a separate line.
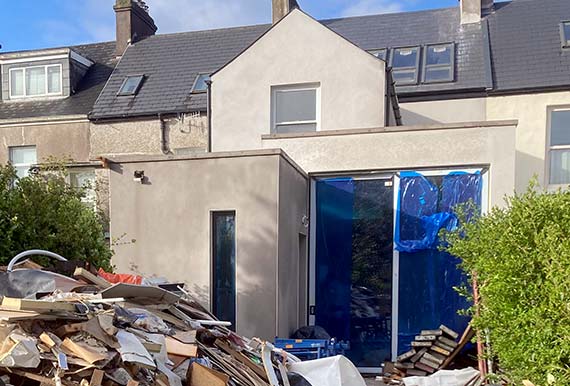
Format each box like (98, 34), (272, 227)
(206, 79), (213, 152)
(8, 249), (68, 272)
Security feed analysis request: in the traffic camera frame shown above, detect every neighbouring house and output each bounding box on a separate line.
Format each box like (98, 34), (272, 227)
(0, 0), (569, 372)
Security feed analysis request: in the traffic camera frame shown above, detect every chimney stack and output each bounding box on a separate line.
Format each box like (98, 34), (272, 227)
(272, 0), (300, 24)
(114, 0), (157, 56)
(460, 0), (493, 24)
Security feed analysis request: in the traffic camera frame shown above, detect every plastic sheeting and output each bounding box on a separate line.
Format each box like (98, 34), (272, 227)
(288, 356), (367, 386)
(395, 172), (482, 253)
(396, 171), (482, 353)
(403, 367), (479, 386)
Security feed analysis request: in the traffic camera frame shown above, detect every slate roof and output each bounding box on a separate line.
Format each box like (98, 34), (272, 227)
(487, 0), (570, 93)
(0, 42), (117, 121)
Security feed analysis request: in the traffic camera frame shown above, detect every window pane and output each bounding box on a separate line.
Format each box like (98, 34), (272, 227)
(392, 69), (417, 84)
(119, 75), (144, 95)
(10, 147), (37, 165)
(426, 45), (452, 66)
(369, 49), (386, 60)
(563, 22), (570, 46)
(275, 123), (317, 134)
(392, 47), (418, 68)
(25, 67), (46, 96)
(212, 212), (236, 329)
(425, 67), (452, 82)
(550, 149), (570, 184)
(47, 66), (61, 94)
(10, 69), (24, 97)
(192, 74), (210, 92)
(275, 89), (316, 123)
(550, 110), (570, 146)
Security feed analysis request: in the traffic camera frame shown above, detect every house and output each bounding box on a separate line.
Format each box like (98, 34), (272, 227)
(0, 0), (569, 371)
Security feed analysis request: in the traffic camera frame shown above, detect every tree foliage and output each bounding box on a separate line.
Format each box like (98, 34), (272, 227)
(0, 163), (112, 271)
(444, 182), (570, 385)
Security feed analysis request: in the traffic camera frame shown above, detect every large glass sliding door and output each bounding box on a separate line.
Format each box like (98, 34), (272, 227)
(314, 177), (394, 368)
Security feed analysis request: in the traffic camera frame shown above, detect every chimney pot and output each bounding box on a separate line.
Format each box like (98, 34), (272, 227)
(272, 0), (300, 24)
(114, 0), (157, 56)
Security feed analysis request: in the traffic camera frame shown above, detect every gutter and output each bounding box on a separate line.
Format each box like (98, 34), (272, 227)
(159, 113), (170, 155)
(206, 79), (213, 152)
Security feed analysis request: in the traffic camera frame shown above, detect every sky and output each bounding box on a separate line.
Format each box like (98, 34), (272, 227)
(0, 0), (457, 52)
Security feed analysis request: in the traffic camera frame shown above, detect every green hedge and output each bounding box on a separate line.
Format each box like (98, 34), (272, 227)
(445, 183), (570, 385)
(0, 164), (112, 271)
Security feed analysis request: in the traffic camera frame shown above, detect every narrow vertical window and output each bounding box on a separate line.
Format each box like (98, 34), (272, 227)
(561, 22), (570, 48)
(212, 211), (236, 329)
(9, 146), (37, 179)
(549, 109), (570, 185)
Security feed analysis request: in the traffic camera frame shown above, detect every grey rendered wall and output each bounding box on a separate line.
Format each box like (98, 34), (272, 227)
(0, 120), (90, 163)
(399, 98), (487, 125)
(108, 153), (283, 339)
(90, 115), (208, 158)
(277, 157), (309, 338)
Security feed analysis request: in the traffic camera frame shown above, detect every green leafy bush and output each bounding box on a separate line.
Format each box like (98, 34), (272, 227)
(0, 163), (112, 271)
(445, 183), (570, 385)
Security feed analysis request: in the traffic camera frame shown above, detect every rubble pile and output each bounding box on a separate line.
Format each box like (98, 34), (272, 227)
(0, 264), (325, 386)
(381, 325), (478, 385)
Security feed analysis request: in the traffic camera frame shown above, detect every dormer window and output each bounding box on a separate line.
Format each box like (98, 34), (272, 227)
(368, 49), (387, 61)
(118, 75), (144, 96)
(561, 22), (570, 48)
(191, 73), (210, 93)
(9, 65), (62, 98)
(423, 43), (454, 83)
(390, 47), (420, 85)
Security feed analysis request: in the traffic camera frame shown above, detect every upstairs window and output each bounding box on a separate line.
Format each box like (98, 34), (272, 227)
(548, 109), (570, 185)
(9, 146), (37, 179)
(272, 84), (319, 134)
(561, 22), (570, 48)
(118, 75), (144, 96)
(423, 43), (455, 83)
(390, 47), (420, 85)
(368, 49), (387, 61)
(191, 73), (210, 93)
(9, 65), (62, 98)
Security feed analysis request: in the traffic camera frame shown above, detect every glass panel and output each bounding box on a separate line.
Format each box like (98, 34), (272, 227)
(392, 47), (418, 68)
(14, 166), (30, 179)
(275, 89), (317, 123)
(212, 211), (236, 329)
(369, 49), (386, 60)
(550, 149), (570, 184)
(315, 178), (393, 367)
(47, 66), (61, 94)
(10, 69), (24, 97)
(426, 44), (452, 66)
(10, 146), (37, 165)
(275, 123), (316, 134)
(192, 74), (210, 92)
(119, 76), (144, 95)
(70, 170), (96, 205)
(392, 69), (417, 84)
(425, 67), (452, 82)
(563, 22), (570, 46)
(550, 110), (570, 146)
(25, 67), (46, 96)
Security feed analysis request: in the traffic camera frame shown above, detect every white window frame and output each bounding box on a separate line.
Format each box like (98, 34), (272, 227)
(546, 106), (570, 188)
(68, 168), (97, 208)
(271, 83), (321, 133)
(8, 64), (63, 99)
(9, 146), (37, 178)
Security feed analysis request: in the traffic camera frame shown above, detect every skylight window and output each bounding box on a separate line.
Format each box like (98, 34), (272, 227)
(390, 47), (420, 85)
(561, 22), (570, 48)
(423, 43), (455, 83)
(191, 73), (210, 93)
(118, 75), (144, 96)
(368, 49), (387, 61)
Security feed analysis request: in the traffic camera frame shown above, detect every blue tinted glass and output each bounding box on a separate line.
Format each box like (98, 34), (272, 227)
(119, 75), (143, 95)
(550, 110), (570, 146)
(392, 47), (418, 68)
(193, 74), (210, 92)
(564, 23), (570, 45)
(213, 212), (236, 329)
(426, 44), (452, 65)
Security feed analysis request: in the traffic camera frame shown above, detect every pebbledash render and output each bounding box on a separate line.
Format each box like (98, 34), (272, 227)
(0, 0), (569, 369)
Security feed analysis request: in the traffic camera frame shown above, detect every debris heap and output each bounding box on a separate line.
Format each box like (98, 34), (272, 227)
(381, 325), (476, 385)
(0, 266), (312, 386)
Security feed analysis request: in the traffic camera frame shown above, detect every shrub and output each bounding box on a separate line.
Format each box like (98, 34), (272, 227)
(445, 182), (570, 385)
(0, 163), (112, 271)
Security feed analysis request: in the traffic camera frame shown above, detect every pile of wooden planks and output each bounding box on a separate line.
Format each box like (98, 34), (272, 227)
(381, 324), (476, 385)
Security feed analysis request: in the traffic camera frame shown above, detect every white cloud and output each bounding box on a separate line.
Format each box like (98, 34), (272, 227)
(340, 0), (404, 17)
